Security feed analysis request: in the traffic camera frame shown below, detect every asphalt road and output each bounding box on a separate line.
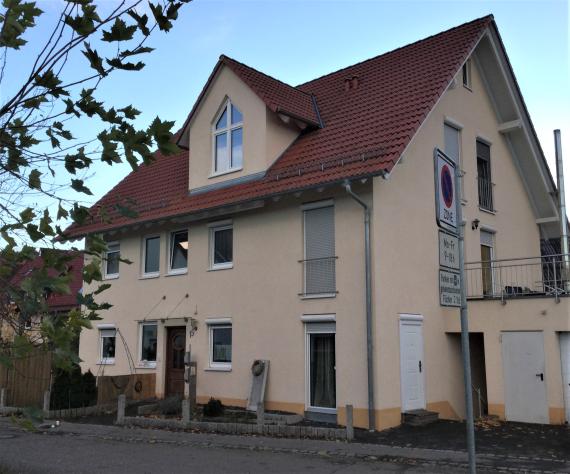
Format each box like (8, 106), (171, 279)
(0, 427), (459, 474)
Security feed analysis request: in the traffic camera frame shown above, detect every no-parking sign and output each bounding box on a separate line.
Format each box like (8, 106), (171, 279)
(434, 149), (457, 233)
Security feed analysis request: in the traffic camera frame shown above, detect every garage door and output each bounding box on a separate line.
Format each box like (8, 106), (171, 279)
(560, 333), (570, 423)
(501, 331), (548, 424)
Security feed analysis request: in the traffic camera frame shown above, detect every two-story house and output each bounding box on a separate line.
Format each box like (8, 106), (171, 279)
(66, 15), (570, 430)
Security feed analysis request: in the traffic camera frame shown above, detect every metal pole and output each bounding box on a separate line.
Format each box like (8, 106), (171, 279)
(455, 164), (476, 474)
(344, 182), (376, 431)
(554, 130), (569, 290)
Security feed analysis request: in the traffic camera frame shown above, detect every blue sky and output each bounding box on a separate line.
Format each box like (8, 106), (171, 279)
(6, 0), (570, 217)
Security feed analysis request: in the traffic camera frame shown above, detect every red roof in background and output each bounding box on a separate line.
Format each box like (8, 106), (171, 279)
(65, 16), (492, 239)
(10, 251), (84, 311)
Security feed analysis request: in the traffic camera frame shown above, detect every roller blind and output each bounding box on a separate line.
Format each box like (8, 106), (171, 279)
(304, 205), (335, 295)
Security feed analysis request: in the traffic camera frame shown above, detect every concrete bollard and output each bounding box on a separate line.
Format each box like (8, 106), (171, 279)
(182, 398), (190, 425)
(117, 394), (126, 425)
(0, 388), (5, 408)
(43, 391), (51, 418)
(346, 404), (354, 441)
(256, 402), (265, 426)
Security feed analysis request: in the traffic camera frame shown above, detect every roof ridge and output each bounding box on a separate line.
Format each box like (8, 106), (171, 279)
(220, 54), (315, 101)
(297, 14), (494, 89)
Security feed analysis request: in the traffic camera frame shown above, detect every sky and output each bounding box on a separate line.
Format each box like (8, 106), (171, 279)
(4, 0), (570, 226)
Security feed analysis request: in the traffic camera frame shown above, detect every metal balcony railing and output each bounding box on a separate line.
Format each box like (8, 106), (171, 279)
(477, 176), (495, 212)
(299, 256), (338, 297)
(466, 254), (570, 301)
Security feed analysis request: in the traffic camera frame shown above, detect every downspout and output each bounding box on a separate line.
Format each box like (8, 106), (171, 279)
(554, 130), (570, 288)
(344, 181), (375, 431)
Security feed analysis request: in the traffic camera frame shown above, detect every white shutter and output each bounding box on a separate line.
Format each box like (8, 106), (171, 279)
(304, 205), (335, 295)
(444, 123), (460, 164)
(480, 230), (494, 247)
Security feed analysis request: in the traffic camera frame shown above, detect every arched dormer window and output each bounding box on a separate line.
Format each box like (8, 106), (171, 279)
(213, 100), (243, 174)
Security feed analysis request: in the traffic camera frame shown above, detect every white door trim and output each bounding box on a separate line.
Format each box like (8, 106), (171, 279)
(559, 332), (570, 423)
(399, 314), (426, 412)
(304, 322), (336, 414)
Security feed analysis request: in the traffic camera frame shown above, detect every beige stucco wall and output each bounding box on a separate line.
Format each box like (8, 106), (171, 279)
(79, 48), (568, 430)
(187, 65), (298, 192)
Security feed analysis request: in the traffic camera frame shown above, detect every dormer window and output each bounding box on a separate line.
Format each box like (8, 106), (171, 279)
(213, 100), (243, 175)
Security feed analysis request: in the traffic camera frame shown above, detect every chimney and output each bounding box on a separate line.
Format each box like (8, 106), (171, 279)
(344, 75), (360, 91)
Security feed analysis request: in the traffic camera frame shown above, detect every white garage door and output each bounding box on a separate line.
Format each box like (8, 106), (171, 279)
(560, 333), (570, 423)
(501, 331), (548, 424)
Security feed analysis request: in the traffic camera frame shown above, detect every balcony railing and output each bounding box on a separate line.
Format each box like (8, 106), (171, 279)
(477, 176), (495, 212)
(299, 256), (337, 297)
(466, 254), (570, 301)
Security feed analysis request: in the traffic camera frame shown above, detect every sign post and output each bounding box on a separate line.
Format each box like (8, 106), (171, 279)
(434, 148), (476, 473)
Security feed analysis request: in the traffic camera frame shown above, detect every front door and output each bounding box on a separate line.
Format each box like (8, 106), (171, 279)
(399, 315), (426, 412)
(559, 332), (570, 423)
(501, 331), (548, 424)
(165, 327), (186, 398)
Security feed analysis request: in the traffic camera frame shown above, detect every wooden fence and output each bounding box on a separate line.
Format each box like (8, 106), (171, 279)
(0, 350), (52, 408)
(97, 373), (156, 404)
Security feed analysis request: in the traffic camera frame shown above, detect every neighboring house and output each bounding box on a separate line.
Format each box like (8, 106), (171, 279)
(1, 250), (84, 343)
(66, 15), (570, 430)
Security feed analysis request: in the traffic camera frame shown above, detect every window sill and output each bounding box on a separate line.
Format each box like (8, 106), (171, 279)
(208, 263), (233, 271)
(103, 274), (119, 280)
(209, 167), (243, 179)
(137, 362), (157, 369)
(205, 366), (232, 372)
(300, 293), (337, 300)
(478, 207), (497, 215)
(97, 360), (115, 365)
(166, 270), (187, 277)
(139, 273), (160, 280)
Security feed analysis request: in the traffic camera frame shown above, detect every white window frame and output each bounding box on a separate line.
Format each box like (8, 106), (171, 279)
(207, 319), (232, 371)
(138, 321), (157, 368)
(209, 221), (233, 271)
(304, 321), (337, 414)
(480, 229), (496, 296)
(98, 327), (116, 365)
(103, 241), (120, 280)
(462, 59), (472, 90)
(141, 234), (161, 278)
(168, 229), (189, 275)
(443, 121), (466, 203)
(211, 99), (243, 177)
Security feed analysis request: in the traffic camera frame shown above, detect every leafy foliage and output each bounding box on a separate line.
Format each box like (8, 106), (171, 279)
(0, 0), (192, 370)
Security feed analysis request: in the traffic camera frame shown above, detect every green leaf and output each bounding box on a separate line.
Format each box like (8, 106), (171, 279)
(106, 57), (144, 71)
(71, 179), (92, 195)
(119, 46), (154, 58)
(19, 207), (35, 223)
(82, 42), (106, 76)
(65, 147), (92, 174)
(28, 169), (41, 189)
(118, 105), (140, 119)
(101, 18), (137, 42)
(39, 209), (54, 236)
(127, 10), (150, 36)
(56, 203), (69, 220)
(25, 223), (43, 242)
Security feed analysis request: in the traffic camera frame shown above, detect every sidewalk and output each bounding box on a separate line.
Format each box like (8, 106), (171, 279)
(1, 417), (568, 473)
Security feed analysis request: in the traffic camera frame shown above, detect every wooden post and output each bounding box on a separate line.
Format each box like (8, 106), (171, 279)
(182, 398), (190, 425)
(43, 391), (51, 418)
(0, 388), (5, 408)
(117, 394), (126, 425)
(346, 404), (354, 441)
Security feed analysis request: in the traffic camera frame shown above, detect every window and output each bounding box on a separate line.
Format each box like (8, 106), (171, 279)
(208, 323), (232, 369)
(139, 322), (157, 366)
(104, 242), (120, 279)
(444, 123), (464, 199)
(169, 230), (188, 273)
(303, 203), (336, 297)
(480, 230), (495, 296)
(143, 235), (160, 276)
(213, 100), (243, 174)
(462, 59), (472, 89)
(99, 328), (116, 364)
(476, 140), (494, 211)
(209, 222), (233, 270)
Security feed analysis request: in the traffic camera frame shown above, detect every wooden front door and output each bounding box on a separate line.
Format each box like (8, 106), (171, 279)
(165, 327), (186, 398)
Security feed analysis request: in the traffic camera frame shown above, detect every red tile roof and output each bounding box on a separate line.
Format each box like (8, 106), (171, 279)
(65, 15), (493, 239)
(9, 251), (84, 311)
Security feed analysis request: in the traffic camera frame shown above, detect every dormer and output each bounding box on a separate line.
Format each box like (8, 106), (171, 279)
(177, 56), (322, 194)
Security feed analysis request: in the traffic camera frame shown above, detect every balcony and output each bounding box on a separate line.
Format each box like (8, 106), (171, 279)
(466, 254), (570, 301)
(299, 256), (337, 298)
(477, 176), (495, 212)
